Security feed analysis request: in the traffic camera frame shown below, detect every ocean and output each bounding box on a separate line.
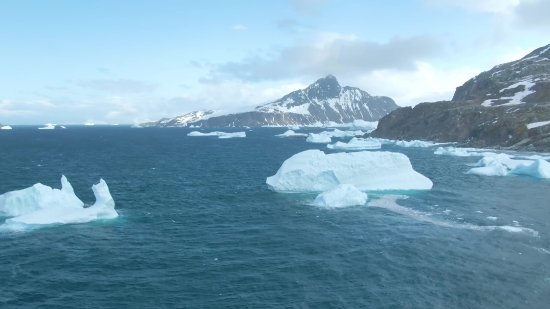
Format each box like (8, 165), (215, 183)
(1, 126), (549, 308)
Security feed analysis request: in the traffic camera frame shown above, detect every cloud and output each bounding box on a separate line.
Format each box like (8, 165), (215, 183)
(75, 79), (159, 94)
(423, 0), (521, 14)
(276, 19), (309, 33)
(290, 0), (329, 15)
(203, 33), (445, 83)
(514, 0), (550, 31)
(0, 99), (54, 117)
(232, 25), (248, 30)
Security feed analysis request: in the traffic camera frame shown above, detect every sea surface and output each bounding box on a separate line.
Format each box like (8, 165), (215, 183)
(0, 126), (549, 309)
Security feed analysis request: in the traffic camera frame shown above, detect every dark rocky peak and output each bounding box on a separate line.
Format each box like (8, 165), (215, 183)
(305, 75), (342, 101)
(521, 43), (550, 60)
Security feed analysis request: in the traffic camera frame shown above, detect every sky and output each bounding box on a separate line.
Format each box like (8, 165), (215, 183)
(0, 0), (549, 125)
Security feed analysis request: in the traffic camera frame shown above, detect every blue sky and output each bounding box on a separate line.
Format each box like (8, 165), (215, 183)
(1, 0), (549, 124)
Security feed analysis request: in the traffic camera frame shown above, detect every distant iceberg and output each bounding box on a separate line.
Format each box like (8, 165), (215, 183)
(274, 130), (308, 138)
(0, 126), (12, 130)
(327, 137), (381, 151)
(318, 129), (364, 138)
(312, 184), (368, 208)
(187, 131), (246, 138)
(288, 125), (300, 130)
(466, 154), (550, 178)
(0, 177), (117, 230)
(131, 124), (143, 128)
(306, 133), (332, 143)
(38, 124), (55, 130)
(395, 140), (440, 148)
(266, 149), (433, 192)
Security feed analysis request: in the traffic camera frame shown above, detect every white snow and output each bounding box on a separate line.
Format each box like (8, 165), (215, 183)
(327, 138), (381, 151)
(312, 184), (368, 208)
(187, 131), (246, 138)
(274, 130), (308, 138)
(0, 175), (84, 216)
(306, 133), (332, 143)
(482, 79), (536, 107)
(2, 179), (117, 230)
(266, 150), (433, 193)
(510, 159), (550, 178)
(0, 126), (12, 130)
(527, 120), (550, 129)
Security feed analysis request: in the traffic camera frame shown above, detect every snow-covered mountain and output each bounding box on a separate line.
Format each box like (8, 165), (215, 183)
(141, 76), (397, 127)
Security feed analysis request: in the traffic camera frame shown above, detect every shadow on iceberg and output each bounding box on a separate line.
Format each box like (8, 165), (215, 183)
(0, 176), (118, 230)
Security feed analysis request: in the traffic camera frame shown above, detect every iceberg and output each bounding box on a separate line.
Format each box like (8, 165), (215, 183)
(312, 184), (368, 208)
(306, 133), (332, 143)
(1, 178), (117, 230)
(38, 124), (55, 130)
(319, 129), (364, 138)
(510, 159), (550, 178)
(467, 158), (508, 176)
(434, 147), (471, 157)
(187, 131), (246, 138)
(288, 125), (300, 130)
(131, 124), (143, 128)
(1, 126), (12, 130)
(274, 130), (308, 138)
(266, 150), (433, 192)
(0, 175), (84, 216)
(327, 137), (382, 151)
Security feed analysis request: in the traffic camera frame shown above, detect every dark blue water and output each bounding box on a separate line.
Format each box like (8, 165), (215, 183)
(1, 126), (549, 308)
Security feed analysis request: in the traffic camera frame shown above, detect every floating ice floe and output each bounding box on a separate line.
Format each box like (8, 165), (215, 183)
(395, 140), (440, 148)
(312, 184), (368, 208)
(327, 137), (381, 151)
(38, 124), (55, 130)
(274, 130), (308, 138)
(187, 131), (246, 138)
(467, 157), (509, 176)
(0, 126), (12, 130)
(434, 147), (471, 157)
(306, 133), (332, 143)
(266, 149), (433, 192)
(318, 129), (364, 138)
(467, 154), (550, 178)
(0, 176), (118, 230)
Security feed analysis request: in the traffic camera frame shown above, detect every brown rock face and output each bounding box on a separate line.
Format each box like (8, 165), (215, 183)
(370, 43), (550, 152)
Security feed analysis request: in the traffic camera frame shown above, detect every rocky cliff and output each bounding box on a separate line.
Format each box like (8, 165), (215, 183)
(370, 43), (550, 152)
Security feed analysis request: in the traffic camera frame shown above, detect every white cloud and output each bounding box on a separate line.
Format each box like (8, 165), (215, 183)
(232, 25), (248, 30)
(424, 0), (521, 14)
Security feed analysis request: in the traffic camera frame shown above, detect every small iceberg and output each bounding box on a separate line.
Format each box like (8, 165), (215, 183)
(395, 140), (439, 148)
(288, 125), (300, 130)
(312, 184), (368, 208)
(274, 130), (308, 138)
(0, 125), (12, 130)
(327, 137), (381, 151)
(0, 176), (118, 230)
(467, 159), (509, 177)
(434, 147), (471, 157)
(266, 149), (433, 192)
(187, 131), (246, 138)
(318, 129), (364, 138)
(131, 124), (143, 128)
(510, 159), (550, 178)
(306, 133), (332, 144)
(38, 124), (56, 130)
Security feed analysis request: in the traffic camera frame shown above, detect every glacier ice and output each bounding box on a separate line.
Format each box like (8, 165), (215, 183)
(187, 131), (246, 138)
(327, 138), (381, 151)
(1, 178), (117, 230)
(312, 184), (368, 208)
(266, 149), (433, 192)
(275, 130), (308, 138)
(510, 159), (550, 178)
(0, 175), (84, 216)
(306, 133), (332, 143)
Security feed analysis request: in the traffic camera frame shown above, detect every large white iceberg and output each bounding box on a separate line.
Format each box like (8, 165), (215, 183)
(306, 133), (332, 143)
(312, 184), (368, 208)
(274, 130), (308, 138)
(1, 178), (117, 229)
(510, 159), (550, 178)
(266, 150), (433, 192)
(187, 131), (246, 138)
(1, 126), (12, 130)
(327, 138), (381, 151)
(0, 176), (84, 216)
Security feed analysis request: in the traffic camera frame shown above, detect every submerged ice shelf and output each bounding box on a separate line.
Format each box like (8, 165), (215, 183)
(0, 176), (118, 230)
(266, 149), (433, 193)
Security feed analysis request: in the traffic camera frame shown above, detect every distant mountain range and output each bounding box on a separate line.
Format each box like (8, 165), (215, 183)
(141, 75), (398, 127)
(371, 43), (550, 152)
